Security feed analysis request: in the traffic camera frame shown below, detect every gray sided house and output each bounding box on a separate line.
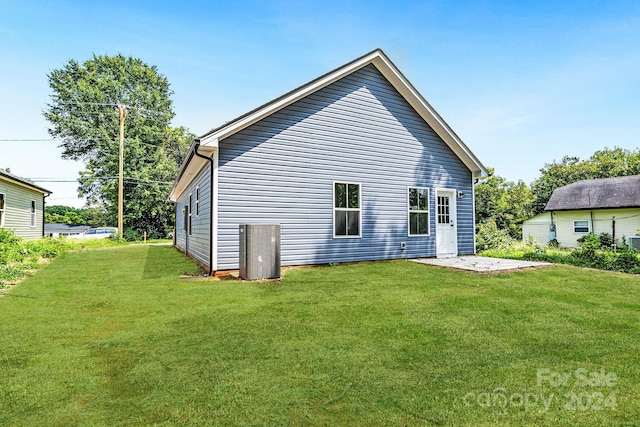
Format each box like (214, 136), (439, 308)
(169, 49), (488, 272)
(522, 175), (640, 248)
(0, 168), (51, 240)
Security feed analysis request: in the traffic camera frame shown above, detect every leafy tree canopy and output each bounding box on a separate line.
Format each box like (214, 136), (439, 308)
(43, 55), (194, 238)
(475, 168), (534, 239)
(530, 147), (640, 214)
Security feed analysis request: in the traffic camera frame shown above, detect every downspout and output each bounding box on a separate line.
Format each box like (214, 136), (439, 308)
(173, 202), (177, 246)
(192, 139), (215, 276)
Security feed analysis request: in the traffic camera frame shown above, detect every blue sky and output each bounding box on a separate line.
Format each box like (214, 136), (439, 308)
(2, 0), (639, 207)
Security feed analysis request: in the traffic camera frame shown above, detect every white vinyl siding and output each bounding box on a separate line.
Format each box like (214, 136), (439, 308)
(522, 212), (553, 245)
(0, 178), (46, 239)
(408, 187), (429, 236)
(333, 182), (361, 238)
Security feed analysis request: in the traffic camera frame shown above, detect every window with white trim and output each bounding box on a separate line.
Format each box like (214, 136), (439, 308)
(188, 193), (193, 235)
(183, 206), (188, 232)
(195, 187), (200, 216)
(573, 220), (590, 233)
(0, 193), (5, 227)
(334, 182), (361, 237)
(408, 187), (429, 235)
(30, 199), (36, 227)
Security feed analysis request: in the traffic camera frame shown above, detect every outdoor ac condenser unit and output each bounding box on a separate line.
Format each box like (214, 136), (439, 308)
(627, 236), (640, 251)
(239, 224), (281, 280)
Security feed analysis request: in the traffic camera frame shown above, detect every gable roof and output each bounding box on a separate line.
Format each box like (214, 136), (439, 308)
(170, 49), (488, 201)
(545, 175), (640, 211)
(0, 168), (51, 195)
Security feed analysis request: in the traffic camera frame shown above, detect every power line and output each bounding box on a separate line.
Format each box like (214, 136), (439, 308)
(0, 138), (176, 150)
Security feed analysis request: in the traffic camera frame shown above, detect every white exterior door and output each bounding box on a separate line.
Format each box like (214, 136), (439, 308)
(436, 189), (457, 257)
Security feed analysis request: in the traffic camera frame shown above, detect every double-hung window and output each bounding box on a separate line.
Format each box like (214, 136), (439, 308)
(408, 187), (429, 235)
(188, 194), (193, 236)
(573, 220), (590, 233)
(334, 182), (361, 237)
(30, 199), (36, 227)
(0, 193), (5, 227)
(195, 187), (200, 216)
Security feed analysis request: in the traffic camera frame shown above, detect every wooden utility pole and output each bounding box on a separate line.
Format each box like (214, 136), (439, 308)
(118, 105), (126, 240)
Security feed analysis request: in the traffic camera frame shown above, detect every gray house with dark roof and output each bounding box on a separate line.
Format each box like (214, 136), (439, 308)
(0, 168), (51, 239)
(523, 175), (640, 248)
(169, 49), (488, 273)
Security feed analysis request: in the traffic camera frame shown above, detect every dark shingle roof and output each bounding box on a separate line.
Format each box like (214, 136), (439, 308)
(545, 175), (640, 211)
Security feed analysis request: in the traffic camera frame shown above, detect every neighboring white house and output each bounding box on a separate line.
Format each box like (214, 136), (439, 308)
(44, 224), (91, 238)
(522, 175), (640, 248)
(0, 168), (51, 240)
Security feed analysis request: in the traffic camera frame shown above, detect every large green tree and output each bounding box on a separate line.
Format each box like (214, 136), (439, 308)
(530, 147), (640, 214)
(475, 168), (534, 238)
(44, 55), (193, 238)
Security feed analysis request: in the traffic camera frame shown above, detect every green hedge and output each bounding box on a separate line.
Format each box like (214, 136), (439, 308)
(482, 239), (640, 274)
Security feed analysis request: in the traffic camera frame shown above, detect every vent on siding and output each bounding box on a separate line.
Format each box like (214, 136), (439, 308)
(239, 224), (281, 280)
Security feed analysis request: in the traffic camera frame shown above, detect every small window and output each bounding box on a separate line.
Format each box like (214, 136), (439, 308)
(574, 220), (590, 233)
(188, 194), (193, 236)
(408, 187), (429, 235)
(333, 182), (361, 237)
(183, 206), (188, 232)
(30, 199), (36, 227)
(0, 193), (5, 227)
(195, 187), (200, 216)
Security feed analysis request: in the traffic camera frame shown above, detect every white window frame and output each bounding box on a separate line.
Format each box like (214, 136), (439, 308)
(407, 187), (430, 236)
(333, 181), (361, 238)
(195, 186), (200, 216)
(188, 193), (193, 236)
(573, 220), (590, 233)
(0, 193), (5, 227)
(30, 199), (36, 228)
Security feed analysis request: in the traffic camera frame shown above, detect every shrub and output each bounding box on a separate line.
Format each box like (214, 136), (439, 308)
(598, 232), (613, 249)
(476, 221), (516, 252)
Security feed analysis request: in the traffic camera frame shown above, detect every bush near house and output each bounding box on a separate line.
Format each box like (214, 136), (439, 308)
(481, 232), (640, 274)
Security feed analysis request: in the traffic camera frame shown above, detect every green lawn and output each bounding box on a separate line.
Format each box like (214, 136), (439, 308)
(1, 246), (639, 426)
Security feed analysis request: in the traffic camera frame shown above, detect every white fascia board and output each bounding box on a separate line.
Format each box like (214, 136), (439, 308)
(168, 145), (216, 202)
(200, 134), (219, 148)
(0, 175), (51, 195)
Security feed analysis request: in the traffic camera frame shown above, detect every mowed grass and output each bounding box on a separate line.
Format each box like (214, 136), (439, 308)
(1, 245), (640, 426)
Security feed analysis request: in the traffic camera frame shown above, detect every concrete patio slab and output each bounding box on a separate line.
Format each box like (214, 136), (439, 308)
(412, 256), (550, 273)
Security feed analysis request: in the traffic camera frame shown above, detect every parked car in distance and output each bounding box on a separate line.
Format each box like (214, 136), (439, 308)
(68, 227), (118, 239)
